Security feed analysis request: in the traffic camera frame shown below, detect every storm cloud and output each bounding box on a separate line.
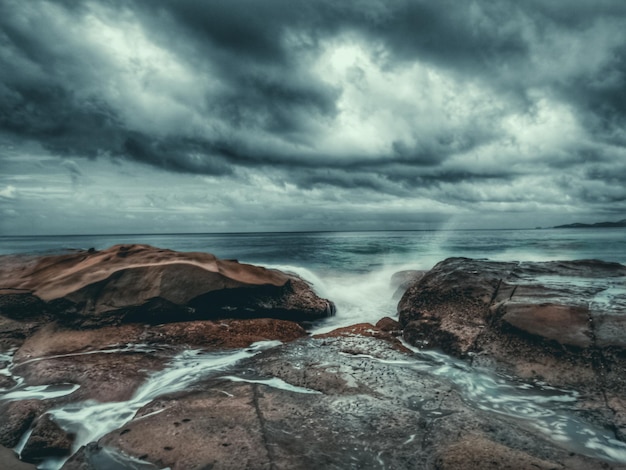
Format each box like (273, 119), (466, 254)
(1, 0), (625, 234)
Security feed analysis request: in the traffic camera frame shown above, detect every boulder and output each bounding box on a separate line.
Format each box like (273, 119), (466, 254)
(0, 244), (335, 328)
(21, 414), (74, 463)
(398, 257), (626, 357)
(0, 399), (46, 448)
(398, 257), (626, 441)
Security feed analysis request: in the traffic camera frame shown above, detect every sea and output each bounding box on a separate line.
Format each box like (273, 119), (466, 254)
(1, 228), (624, 333)
(2, 228), (626, 467)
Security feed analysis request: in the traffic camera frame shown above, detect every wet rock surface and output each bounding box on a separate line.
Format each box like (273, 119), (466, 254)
(0, 445), (37, 470)
(1, 253), (626, 468)
(1, 321), (625, 469)
(0, 399), (47, 448)
(8, 319), (307, 403)
(399, 257), (626, 448)
(21, 414), (74, 463)
(0, 244), (335, 327)
(399, 257), (626, 355)
(89, 335), (620, 470)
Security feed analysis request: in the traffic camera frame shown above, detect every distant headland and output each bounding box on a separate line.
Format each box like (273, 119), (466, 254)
(554, 218), (626, 229)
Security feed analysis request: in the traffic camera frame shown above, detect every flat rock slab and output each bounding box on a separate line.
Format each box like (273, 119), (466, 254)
(8, 318), (307, 403)
(80, 335), (619, 470)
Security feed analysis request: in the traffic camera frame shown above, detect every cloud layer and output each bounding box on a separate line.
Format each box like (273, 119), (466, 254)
(1, 0), (625, 233)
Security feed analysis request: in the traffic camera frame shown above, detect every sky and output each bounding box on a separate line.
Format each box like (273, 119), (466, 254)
(1, 0), (625, 235)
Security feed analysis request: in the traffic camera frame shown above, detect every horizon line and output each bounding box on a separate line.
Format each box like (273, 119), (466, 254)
(0, 227), (561, 238)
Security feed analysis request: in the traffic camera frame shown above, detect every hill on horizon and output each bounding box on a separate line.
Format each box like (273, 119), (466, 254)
(554, 219), (626, 229)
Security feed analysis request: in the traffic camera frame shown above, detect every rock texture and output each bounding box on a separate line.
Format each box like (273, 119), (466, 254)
(0, 244), (335, 327)
(398, 257), (626, 441)
(2, 251), (626, 468)
(10, 319), (307, 403)
(85, 335), (617, 470)
(0, 445), (36, 470)
(21, 414), (75, 463)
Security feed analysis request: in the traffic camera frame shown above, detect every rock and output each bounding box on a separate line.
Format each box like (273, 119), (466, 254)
(435, 434), (564, 470)
(376, 316), (402, 332)
(62, 442), (161, 470)
(399, 257), (626, 356)
(10, 319), (306, 403)
(0, 445), (37, 470)
(90, 335), (614, 469)
(0, 399), (46, 448)
(21, 414), (74, 463)
(0, 315), (40, 350)
(0, 244), (334, 327)
(501, 303), (591, 348)
(12, 348), (165, 403)
(147, 318), (307, 349)
(398, 257), (626, 442)
(14, 319), (306, 363)
(399, 258), (518, 356)
(314, 321), (408, 353)
(0, 374), (16, 389)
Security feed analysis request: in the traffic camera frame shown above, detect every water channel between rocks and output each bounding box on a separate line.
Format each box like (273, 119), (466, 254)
(2, 334), (626, 469)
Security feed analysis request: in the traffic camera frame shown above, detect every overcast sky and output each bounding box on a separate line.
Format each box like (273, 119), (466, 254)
(1, 0), (625, 235)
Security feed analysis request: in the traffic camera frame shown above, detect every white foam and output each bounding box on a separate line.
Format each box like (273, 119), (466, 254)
(266, 263), (420, 334)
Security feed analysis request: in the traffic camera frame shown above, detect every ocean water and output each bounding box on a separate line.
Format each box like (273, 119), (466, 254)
(1, 228), (624, 333)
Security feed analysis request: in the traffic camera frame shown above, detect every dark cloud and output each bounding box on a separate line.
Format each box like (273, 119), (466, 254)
(0, 0), (625, 233)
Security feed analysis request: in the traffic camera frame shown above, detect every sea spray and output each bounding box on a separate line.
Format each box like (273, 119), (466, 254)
(266, 263), (420, 334)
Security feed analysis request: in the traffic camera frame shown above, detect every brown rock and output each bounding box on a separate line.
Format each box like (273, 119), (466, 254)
(62, 442), (161, 470)
(0, 400), (46, 448)
(435, 434), (563, 470)
(11, 318), (306, 403)
(0, 374), (16, 389)
(12, 351), (165, 403)
(14, 319), (306, 363)
(148, 318), (307, 349)
(0, 445), (37, 470)
(88, 335), (619, 469)
(314, 322), (408, 353)
(398, 257), (626, 444)
(13, 323), (147, 363)
(0, 244), (334, 327)
(399, 257), (626, 356)
(501, 303), (592, 348)
(0, 314), (40, 349)
(21, 414), (74, 463)
(376, 316), (402, 332)
(101, 383), (271, 470)
(399, 258), (517, 356)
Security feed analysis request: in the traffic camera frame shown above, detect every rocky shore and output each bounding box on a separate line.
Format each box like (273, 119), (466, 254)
(1, 246), (625, 469)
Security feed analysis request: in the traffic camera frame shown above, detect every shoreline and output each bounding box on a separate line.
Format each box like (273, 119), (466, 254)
(1, 246), (626, 468)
